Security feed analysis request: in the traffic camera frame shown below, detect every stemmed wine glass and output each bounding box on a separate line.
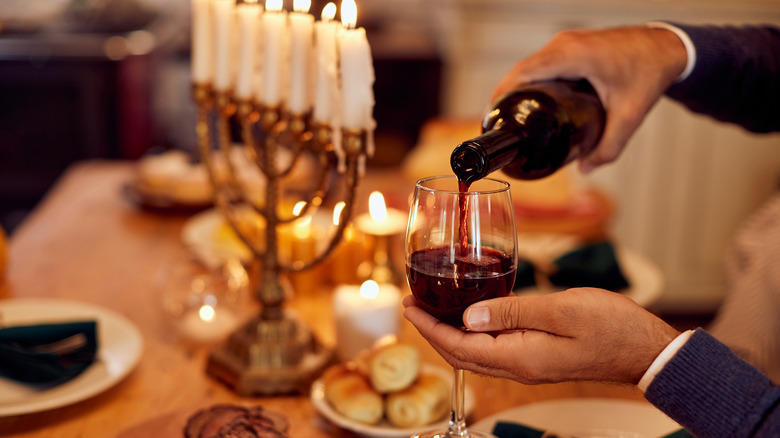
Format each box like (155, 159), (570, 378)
(405, 175), (518, 438)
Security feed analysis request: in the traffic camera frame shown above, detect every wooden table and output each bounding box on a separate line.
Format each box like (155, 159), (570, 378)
(0, 161), (646, 437)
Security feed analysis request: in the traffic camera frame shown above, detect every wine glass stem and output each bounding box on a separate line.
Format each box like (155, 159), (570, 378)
(449, 368), (468, 437)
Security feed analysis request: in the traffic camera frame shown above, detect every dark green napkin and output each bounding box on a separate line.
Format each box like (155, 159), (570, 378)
(493, 421), (693, 438)
(515, 260), (537, 289)
(492, 421), (545, 438)
(513, 241), (630, 292)
(493, 420), (693, 438)
(661, 429), (695, 438)
(0, 321), (98, 384)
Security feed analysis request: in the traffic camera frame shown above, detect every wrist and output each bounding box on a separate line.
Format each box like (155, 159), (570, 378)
(637, 329), (694, 392)
(646, 22), (696, 83)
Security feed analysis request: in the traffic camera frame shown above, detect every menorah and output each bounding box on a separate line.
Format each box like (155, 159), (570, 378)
(188, 0), (374, 395)
(191, 83), (368, 395)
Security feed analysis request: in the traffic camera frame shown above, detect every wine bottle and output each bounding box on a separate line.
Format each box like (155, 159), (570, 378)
(450, 80), (605, 183)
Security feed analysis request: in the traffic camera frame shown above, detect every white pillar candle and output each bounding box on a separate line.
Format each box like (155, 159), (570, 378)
(355, 191), (408, 236)
(235, 1), (261, 99)
(338, 0), (375, 131)
(213, 0), (236, 92)
(262, 0), (288, 106)
(191, 0), (214, 84)
(179, 304), (239, 342)
(252, 8), (265, 103)
(313, 3), (339, 124)
(288, 0), (314, 114)
(333, 280), (401, 361)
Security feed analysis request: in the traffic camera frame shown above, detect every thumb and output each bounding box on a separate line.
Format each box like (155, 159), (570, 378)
(463, 295), (569, 334)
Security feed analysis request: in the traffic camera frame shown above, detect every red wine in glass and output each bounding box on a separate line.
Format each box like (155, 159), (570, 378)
(407, 245), (516, 327)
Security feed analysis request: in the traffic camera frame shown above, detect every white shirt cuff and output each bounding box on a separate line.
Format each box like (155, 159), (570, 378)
(637, 329), (695, 392)
(646, 21), (697, 83)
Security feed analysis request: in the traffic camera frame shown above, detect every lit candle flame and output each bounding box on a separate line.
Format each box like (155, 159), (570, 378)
(359, 279), (379, 299)
(292, 201), (307, 216)
(266, 0), (283, 12)
(321, 2), (337, 21)
(333, 201), (346, 226)
(293, 0), (311, 13)
(368, 191), (388, 223)
(340, 0), (357, 29)
(199, 304), (216, 322)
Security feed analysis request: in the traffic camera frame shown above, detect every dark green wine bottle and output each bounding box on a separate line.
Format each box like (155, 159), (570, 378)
(451, 80), (605, 183)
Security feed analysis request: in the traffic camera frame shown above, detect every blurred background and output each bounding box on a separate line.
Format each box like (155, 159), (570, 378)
(1, 0), (779, 316)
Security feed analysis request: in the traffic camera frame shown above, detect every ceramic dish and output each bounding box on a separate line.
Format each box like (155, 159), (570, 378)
(311, 364), (475, 438)
(0, 298), (143, 416)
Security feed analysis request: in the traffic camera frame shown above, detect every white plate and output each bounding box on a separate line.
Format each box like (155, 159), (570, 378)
(515, 245), (664, 309)
(311, 364), (475, 438)
(181, 208), (255, 269)
(0, 298), (143, 416)
(470, 398), (681, 437)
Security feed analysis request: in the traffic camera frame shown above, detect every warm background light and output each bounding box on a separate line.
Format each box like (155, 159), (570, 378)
(293, 0), (311, 13)
(321, 2), (336, 21)
(333, 201), (346, 226)
(292, 201), (307, 216)
(359, 279), (380, 299)
(340, 0), (356, 29)
(266, 0), (283, 12)
(368, 191), (388, 222)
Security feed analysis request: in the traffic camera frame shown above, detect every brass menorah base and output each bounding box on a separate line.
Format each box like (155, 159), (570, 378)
(206, 312), (332, 395)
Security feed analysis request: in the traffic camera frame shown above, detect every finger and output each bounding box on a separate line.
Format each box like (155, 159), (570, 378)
(463, 294), (576, 335)
(401, 294), (417, 308)
(402, 305), (504, 369)
(490, 53), (584, 103)
(402, 305), (463, 347)
(405, 301), (577, 384)
(578, 92), (647, 171)
(441, 328), (568, 384)
(402, 305), (476, 367)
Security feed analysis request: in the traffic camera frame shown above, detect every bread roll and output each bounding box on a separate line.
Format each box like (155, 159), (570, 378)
(322, 364), (383, 425)
(386, 372), (450, 428)
(360, 342), (421, 394)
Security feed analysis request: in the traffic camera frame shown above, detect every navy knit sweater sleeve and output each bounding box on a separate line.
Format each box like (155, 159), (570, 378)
(645, 329), (780, 437)
(664, 23), (780, 133)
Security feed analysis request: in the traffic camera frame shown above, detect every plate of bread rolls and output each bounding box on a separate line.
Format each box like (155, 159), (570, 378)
(311, 341), (475, 437)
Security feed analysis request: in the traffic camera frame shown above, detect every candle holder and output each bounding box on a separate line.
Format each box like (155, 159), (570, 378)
(354, 200), (407, 287)
(359, 233), (402, 286)
(192, 83), (366, 395)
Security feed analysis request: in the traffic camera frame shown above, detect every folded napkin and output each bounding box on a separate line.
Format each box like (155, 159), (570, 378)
(513, 241), (630, 292)
(0, 321), (98, 384)
(492, 420), (694, 438)
(492, 421), (545, 438)
(661, 429), (696, 438)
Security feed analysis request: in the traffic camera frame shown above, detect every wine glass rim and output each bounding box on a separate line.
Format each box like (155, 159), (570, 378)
(415, 175), (511, 195)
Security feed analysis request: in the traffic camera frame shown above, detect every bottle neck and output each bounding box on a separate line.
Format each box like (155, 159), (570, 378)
(450, 129), (527, 184)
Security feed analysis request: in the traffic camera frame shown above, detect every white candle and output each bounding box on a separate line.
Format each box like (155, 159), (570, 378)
(333, 280), (401, 361)
(191, 0), (214, 84)
(262, 0), (288, 106)
(338, 0), (375, 130)
(179, 304), (239, 342)
(355, 191), (408, 236)
(313, 3), (339, 124)
(213, 0), (236, 92)
(236, 1), (261, 99)
(288, 0), (314, 114)
(253, 7), (265, 103)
